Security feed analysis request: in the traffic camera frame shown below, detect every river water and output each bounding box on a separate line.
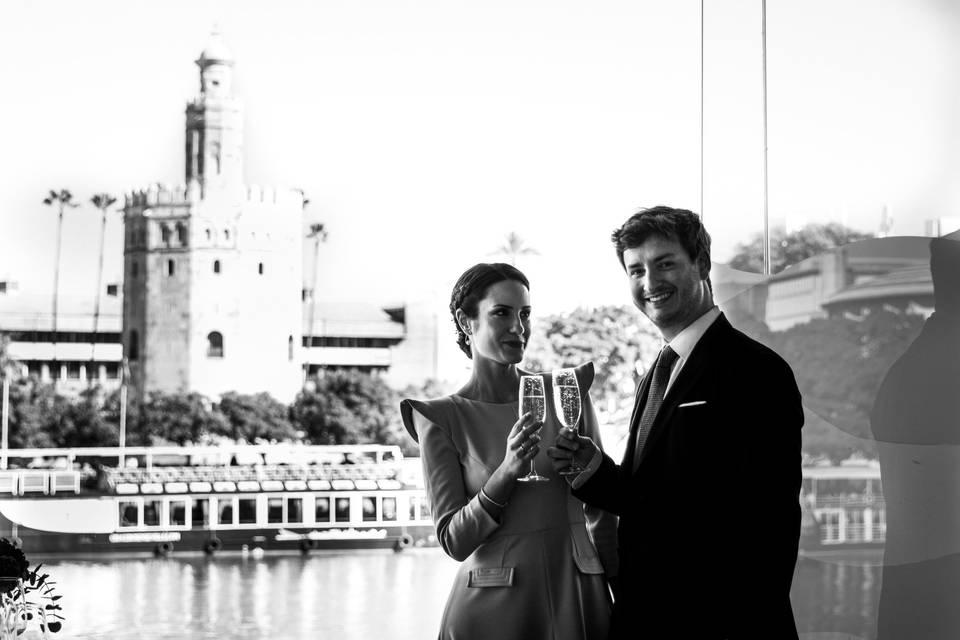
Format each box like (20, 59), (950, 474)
(42, 549), (880, 639)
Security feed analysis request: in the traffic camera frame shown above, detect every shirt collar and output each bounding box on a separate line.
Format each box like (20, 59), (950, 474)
(666, 305), (721, 363)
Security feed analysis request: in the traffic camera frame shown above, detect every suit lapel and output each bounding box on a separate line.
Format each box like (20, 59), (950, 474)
(632, 315), (732, 472)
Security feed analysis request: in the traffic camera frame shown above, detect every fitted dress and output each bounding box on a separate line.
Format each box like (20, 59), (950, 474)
(400, 363), (617, 640)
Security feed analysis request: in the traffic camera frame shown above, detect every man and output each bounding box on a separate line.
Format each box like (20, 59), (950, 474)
(548, 206), (804, 638)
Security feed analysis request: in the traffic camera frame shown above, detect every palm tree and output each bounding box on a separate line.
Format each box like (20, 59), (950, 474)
(89, 193), (117, 384)
(42, 188), (78, 378)
(492, 231), (539, 266)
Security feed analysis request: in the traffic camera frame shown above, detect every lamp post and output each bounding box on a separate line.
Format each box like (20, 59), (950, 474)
(1, 366), (9, 471)
(119, 358), (129, 468)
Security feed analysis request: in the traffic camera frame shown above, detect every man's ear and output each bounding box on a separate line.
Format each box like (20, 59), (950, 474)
(697, 253), (711, 281)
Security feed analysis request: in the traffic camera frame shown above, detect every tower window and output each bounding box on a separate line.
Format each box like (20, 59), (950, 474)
(213, 260), (221, 274)
(258, 262), (264, 275)
(224, 229), (230, 241)
(206, 229), (212, 241)
(161, 224), (172, 246)
(288, 335), (294, 361)
(106, 284), (119, 296)
(167, 259), (175, 276)
(128, 330), (139, 361)
(132, 261), (139, 278)
(207, 331), (224, 358)
(177, 223), (188, 246)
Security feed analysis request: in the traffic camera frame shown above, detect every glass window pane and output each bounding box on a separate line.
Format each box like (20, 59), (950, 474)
(335, 497), (350, 523)
(362, 497), (377, 522)
(238, 498), (257, 525)
(287, 498), (303, 523)
(170, 500), (186, 526)
(267, 498), (283, 524)
(218, 499), (234, 525)
(143, 500), (161, 526)
(119, 501), (138, 527)
(315, 497), (330, 522)
(382, 497), (397, 521)
(192, 499), (209, 528)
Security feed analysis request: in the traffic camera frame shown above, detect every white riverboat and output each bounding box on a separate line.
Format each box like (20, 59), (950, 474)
(0, 443), (435, 557)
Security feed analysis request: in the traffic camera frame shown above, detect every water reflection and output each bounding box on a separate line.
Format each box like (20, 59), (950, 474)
(39, 549), (889, 639)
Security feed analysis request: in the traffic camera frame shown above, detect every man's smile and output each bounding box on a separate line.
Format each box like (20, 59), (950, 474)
(643, 290), (674, 306)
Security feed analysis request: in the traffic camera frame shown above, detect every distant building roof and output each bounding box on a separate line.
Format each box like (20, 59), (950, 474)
(0, 292), (122, 332)
(302, 302), (405, 339)
(822, 265), (933, 310)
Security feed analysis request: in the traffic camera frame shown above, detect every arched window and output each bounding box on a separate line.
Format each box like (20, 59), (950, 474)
(213, 260), (221, 274)
(258, 262), (264, 275)
(160, 224), (171, 246)
(177, 223), (188, 246)
(224, 229), (230, 241)
(288, 335), (294, 361)
(205, 228), (212, 241)
(128, 330), (139, 361)
(167, 259), (175, 276)
(207, 331), (224, 358)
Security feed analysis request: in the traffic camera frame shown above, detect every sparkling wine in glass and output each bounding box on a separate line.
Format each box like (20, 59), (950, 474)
(517, 375), (549, 483)
(552, 368), (583, 475)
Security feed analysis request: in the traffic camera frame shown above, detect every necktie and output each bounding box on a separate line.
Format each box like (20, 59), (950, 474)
(632, 345), (680, 470)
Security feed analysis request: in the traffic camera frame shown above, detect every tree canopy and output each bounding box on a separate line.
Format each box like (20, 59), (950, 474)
(728, 223), (874, 274)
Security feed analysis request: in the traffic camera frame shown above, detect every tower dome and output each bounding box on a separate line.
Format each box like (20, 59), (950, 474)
(196, 31), (234, 68)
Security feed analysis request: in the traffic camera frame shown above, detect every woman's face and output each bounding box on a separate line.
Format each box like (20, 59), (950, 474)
(463, 279), (531, 365)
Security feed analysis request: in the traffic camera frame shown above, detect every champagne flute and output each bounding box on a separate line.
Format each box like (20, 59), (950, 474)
(552, 368), (583, 476)
(517, 374), (549, 483)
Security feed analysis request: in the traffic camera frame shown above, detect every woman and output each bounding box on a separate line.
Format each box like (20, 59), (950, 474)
(400, 263), (617, 640)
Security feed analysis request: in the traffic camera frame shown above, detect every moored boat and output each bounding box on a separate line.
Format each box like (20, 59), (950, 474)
(0, 443), (435, 557)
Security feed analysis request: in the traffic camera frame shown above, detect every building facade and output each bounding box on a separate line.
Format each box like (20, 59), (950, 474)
(0, 35), (438, 400)
(122, 34), (304, 403)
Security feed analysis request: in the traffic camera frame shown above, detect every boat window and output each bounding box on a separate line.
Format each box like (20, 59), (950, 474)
(192, 498), (209, 528)
(143, 500), (161, 527)
(267, 497), (283, 524)
(408, 498), (418, 522)
(119, 501), (138, 527)
(238, 498), (256, 525)
(315, 497), (330, 523)
(382, 497), (397, 522)
(218, 499), (234, 525)
(335, 497), (350, 523)
(362, 497), (377, 522)
(287, 497), (303, 524)
(169, 500), (187, 526)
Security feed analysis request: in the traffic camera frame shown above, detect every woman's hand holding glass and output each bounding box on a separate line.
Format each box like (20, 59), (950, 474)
(480, 411), (544, 510)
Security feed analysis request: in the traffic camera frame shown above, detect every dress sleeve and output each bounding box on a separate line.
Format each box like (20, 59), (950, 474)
(575, 367), (620, 578)
(400, 399), (501, 562)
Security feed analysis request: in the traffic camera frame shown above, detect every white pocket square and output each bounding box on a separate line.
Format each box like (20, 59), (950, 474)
(678, 400), (707, 408)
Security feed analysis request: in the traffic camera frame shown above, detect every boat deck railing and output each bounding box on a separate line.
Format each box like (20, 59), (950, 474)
(108, 463), (399, 485)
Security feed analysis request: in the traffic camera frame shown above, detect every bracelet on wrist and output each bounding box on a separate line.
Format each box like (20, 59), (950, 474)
(480, 487), (506, 509)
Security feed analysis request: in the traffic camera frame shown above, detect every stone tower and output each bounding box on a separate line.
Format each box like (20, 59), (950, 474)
(122, 33), (304, 404)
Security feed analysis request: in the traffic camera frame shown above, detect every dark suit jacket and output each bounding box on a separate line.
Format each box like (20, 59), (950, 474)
(574, 313), (803, 639)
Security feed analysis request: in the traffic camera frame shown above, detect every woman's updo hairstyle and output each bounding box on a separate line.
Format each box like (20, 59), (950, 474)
(449, 263), (530, 359)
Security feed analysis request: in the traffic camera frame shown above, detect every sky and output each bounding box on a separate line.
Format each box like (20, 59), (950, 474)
(1, 0), (958, 323)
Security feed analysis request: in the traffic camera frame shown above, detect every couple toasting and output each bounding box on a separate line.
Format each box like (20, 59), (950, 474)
(401, 206), (804, 639)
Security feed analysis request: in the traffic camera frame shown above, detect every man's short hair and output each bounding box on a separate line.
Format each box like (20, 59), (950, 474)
(611, 205), (712, 288)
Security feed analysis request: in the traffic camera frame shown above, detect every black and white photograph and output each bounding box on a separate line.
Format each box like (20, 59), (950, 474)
(1, 1), (959, 638)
